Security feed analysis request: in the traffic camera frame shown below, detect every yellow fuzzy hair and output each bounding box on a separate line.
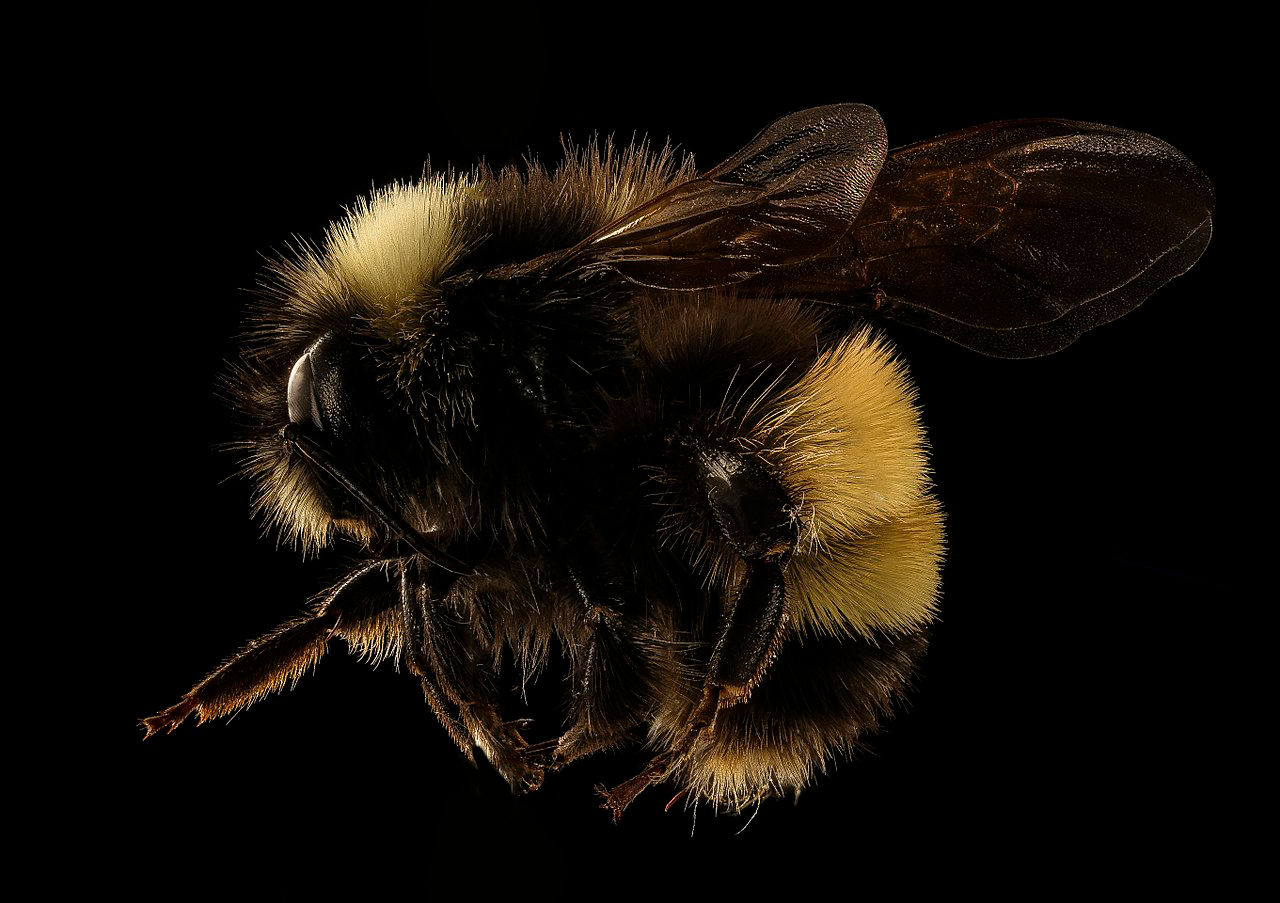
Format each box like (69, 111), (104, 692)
(758, 329), (929, 544)
(262, 173), (468, 342)
(681, 739), (829, 815)
(754, 330), (942, 637)
(326, 176), (470, 312)
(266, 139), (695, 318)
(252, 452), (376, 557)
(786, 496), (943, 638)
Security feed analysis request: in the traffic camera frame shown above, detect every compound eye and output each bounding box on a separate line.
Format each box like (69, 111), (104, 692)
(285, 332), (380, 445)
(287, 351), (319, 429)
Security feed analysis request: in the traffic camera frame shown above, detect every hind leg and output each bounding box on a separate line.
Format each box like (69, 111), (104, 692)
(600, 443), (799, 819)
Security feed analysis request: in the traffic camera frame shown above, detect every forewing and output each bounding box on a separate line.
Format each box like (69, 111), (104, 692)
(555, 104), (888, 289)
(759, 120), (1214, 357)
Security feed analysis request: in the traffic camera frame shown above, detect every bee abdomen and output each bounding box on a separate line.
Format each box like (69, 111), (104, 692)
(632, 301), (944, 641)
(654, 629), (930, 813)
(754, 329), (943, 640)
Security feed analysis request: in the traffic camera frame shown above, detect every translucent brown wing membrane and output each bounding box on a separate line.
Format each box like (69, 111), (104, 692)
(554, 104), (888, 289)
(748, 119), (1215, 356)
(547, 110), (1212, 358)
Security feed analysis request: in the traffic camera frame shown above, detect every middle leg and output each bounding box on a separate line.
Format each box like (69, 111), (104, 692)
(552, 524), (658, 766)
(398, 559), (554, 793)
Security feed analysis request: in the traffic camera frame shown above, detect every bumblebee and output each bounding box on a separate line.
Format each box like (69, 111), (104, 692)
(143, 105), (1213, 817)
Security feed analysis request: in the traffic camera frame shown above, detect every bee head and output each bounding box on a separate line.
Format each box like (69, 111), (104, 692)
(231, 175), (479, 555)
(228, 143), (700, 556)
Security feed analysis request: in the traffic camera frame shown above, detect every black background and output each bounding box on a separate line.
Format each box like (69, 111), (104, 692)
(88, 25), (1236, 885)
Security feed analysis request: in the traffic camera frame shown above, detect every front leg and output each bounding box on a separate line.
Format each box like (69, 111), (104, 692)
(142, 562), (399, 736)
(397, 563), (474, 764)
(600, 444), (797, 819)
